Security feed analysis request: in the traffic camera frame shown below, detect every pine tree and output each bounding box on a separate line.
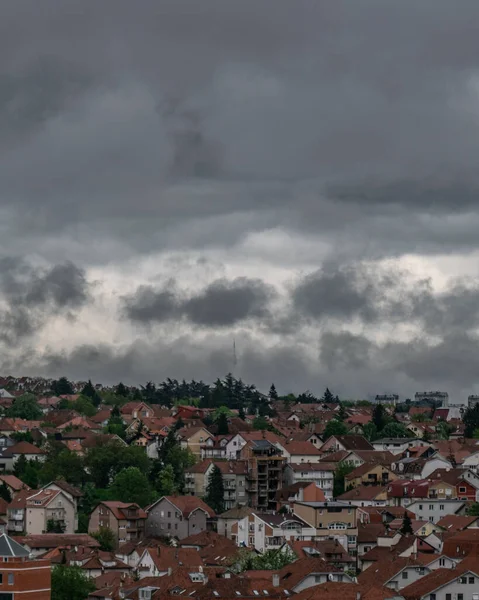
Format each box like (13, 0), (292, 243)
(322, 388), (334, 403)
(372, 404), (388, 432)
(116, 382), (128, 397)
(81, 380), (102, 407)
(204, 465), (225, 514)
(238, 406), (246, 420)
(0, 482), (11, 503)
(400, 511), (413, 535)
(269, 384), (278, 400)
(217, 412), (229, 435)
(464, 404), (479, 438)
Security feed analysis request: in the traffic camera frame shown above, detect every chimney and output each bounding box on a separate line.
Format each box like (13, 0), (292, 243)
(272, 574), (280, 587)
(168, 567), (172, 576)
(356, 593), (361, 600)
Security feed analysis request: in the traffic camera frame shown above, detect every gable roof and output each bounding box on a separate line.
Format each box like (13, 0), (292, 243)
(152, 495), (215, 518)
(279, 441), (322, 456)
(338, 486), (387, 501)
(100, 501), (147, 520)
(328, 435), (374, 451)
(2, 441), (45, 456)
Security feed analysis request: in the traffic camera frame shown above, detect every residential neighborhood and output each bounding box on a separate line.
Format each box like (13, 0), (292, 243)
(0, 376), (477, 599)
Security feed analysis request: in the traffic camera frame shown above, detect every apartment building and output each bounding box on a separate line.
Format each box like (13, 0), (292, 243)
(293, 501), (359, 555)
(89, 501), (147, 545)
(185, 459), (248, 509)
(8, 488), (76, 535)
(283, 462), (335, 500)
(145, 495), (214, 539)
(238, 439), (285, 511)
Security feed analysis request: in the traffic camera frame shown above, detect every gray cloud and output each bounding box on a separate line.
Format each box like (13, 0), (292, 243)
(0, 259), (89, 342)
(123, 277), (274, 327)
(3, 1), (479, 396)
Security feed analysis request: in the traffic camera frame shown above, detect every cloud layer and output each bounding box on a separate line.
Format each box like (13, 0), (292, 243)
(2, 1), (479, 400)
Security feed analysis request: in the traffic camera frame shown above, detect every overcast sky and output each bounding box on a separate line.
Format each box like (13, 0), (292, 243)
(3, 0), (479, 400)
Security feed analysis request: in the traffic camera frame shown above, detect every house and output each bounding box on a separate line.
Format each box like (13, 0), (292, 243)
(373, 438), (425, 455)
(136, 545), (203, 578)
(293, 501), (358, 554)
(345, 463), (397, 489)
(18, 533), (99, 556)
(337, 486), (388, 507)
(428, 468), (479, 501)
(358, 556), (432, 591)
(89, 501), (147, 545)
(173, 406), (206, 421)
(407, 499), (466, 524)
(145, 495), (214, 539)
(224, 432), (282, 460)
(8, 488), (76, 534)
(390, 456), (453, 480)
(401, 559), (479, 600)
(283, 463), (335, 500)
(216, 505), (254, 543)
(387, 480), (431, 507)
(436, 515), (479, 532)
(177, 427), (214, 459)
(277, 556), (355, 591)
(251, 512), (316, 553)
(0, 441), (46, 471)
(443, 528), (479, 557)
(274, 440), (322, 464)
(276, 482), (326, 512)
(340, 450), (395, 468)
(0, 474), (28, 497)
(0, 533), (51, 600)
(320, 435), (373, 454)
(120, 402), (154, 420)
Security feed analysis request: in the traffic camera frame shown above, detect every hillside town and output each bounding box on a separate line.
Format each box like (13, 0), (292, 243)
(1, 375), (479, 599)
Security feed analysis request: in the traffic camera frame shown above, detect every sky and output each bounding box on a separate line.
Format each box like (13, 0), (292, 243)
(3, 0), (479, 400)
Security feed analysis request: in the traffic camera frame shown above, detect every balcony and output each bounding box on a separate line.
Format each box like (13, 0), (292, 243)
(9, 513), (23, 521)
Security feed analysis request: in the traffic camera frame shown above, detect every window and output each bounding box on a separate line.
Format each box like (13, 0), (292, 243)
(439, 559), (445, 567)
(429, 504), (434, 510)
(469, 577), (475, 584)
(460, 576), (467, 584)
(429, 595), (436, 600)
(457, 595), (463, 600)
(402, 572), (408, 580)
(440, 505), (444, 511)
(459, 486), (467, 493)
(419, 504), (423, 510)
(446, 594), (451, 600)
(328, 522), (347, 530)
(168, 512), (171, 518)
(168, 524), (171, 530)
(7, 574), (13, 585)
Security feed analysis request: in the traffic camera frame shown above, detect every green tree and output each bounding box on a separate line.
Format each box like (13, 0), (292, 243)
(73, 395), (97, 417)
(464, 404), (479, 438)
(400, 511), (413, 535)
(467, 502), (479, 516)
(362, 422), (378, 441)
(91, 526), (116, 551)
(269, 384), (278, 400)
(204, 465), (225, 514)
(85, 441), (150, 488)
(217, 412), (229, 435)
(13, 454), (28, 479)
(372, 404), (388, 432)
(110, 467), (153, 507)
(51, 377), (74, 396)
(380, 422), (411, 439)
(323, 419), (348, 439)
(236, 548), (296, 572)
(322, 388), (335, 403)
(238, 406), (246, 420)
(333, 461), (355, 497)
(47, 519), (66, 533)
(51, 565), (95, 600)
(156, 464), (178, 496)
(0, 482), (11, 503)
(7, 393), (42, 420)
(81, 380), (102, 407)
(115, 382), (128, 397)
(253, 415), (269, 430)
(337, 402), (347, 421)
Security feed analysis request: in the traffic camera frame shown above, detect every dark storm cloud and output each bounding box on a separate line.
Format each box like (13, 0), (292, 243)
(4, 1), (479, 396)
(0, 259), (90, 342)
(123, 277), (274, 327)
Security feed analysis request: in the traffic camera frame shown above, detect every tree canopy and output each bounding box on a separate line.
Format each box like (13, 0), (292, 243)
(51, 565), (95, 600)
(204, 465), (225, 514)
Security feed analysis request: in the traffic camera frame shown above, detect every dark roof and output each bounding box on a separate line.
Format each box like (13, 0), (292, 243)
(0, 534), (29, 557)
(332, 435), (374, 451)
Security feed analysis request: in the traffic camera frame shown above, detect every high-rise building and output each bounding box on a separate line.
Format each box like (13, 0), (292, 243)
(415, 391), (448, 407)
(375, 394), (399, 406)
(0, 533), (51, 599)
